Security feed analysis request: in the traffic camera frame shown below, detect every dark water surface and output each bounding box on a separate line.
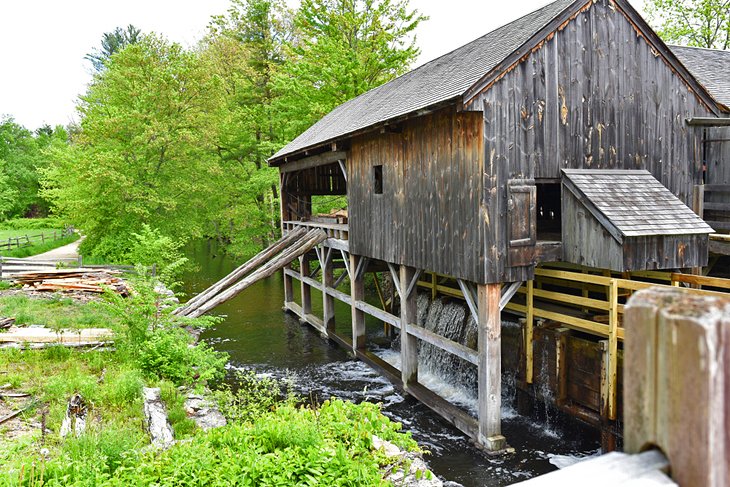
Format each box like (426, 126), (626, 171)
(181, 241), (600, 486)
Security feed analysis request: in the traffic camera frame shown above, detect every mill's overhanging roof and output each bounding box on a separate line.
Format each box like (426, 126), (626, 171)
(270, 1), (730, 164)
(670, 45), (730, 108)
(562, 169), (714, 239)
(270, 0), (577, 161)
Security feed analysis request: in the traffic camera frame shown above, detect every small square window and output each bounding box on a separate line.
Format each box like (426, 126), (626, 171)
(373, 165), (383, 194)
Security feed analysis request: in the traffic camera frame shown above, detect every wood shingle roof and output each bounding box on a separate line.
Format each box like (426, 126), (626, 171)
(562, 169), (714, 240)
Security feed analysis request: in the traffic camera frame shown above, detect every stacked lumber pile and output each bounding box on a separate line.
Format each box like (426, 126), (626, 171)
(11, 269), (129, 295)
(0, 317), (14, 330)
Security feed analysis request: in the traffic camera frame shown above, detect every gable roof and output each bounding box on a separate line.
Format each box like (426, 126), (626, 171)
(670, 45), (730, 108)
(561, 169), (714, 242)
(270, 0), (726, 164)
(270, 0), (577, 162)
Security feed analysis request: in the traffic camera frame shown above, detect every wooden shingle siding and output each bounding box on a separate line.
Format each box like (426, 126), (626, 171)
(348, 107), (484, 282)
(468, 0), (711, 205)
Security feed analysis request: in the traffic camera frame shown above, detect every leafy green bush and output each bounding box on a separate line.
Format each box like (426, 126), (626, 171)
(100, 273), (226, 386)
(214, 370), (293, 423)
(0, 217), (66, 230)
(126, 224), (188, 285)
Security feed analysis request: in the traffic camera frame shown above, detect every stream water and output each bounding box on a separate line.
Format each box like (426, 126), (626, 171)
(181, 241), (600, 486)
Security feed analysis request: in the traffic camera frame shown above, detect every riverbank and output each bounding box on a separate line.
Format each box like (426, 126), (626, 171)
(0, 275), (437, 486)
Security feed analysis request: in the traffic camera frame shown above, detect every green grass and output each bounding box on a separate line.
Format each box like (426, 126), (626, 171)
(0, 295), (118, 332)
(2, 233), (79, 258)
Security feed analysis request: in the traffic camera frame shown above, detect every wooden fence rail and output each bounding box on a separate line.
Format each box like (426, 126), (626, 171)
(0, 226), (75, 252)
(417, 265), (730, 422)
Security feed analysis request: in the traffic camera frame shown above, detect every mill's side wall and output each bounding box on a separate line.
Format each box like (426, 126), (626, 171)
(348, 107), (485, 283)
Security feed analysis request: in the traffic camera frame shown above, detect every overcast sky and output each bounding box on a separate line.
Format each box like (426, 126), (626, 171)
(0, 0), (646, 130)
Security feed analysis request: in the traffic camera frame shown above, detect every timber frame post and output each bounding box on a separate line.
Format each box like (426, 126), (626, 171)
(398, 265), (420, 389)
(350, 254), (366, 351)
(320, 247), (335, 334)
(299, 255), (312, 317)
(283, 263), (294, 307)
(477, 283), (506, 452)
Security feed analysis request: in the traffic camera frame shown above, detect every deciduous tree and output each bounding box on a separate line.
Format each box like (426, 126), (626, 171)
(646, 0), (730, 49)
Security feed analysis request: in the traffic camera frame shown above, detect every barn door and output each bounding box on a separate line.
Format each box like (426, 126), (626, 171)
(507, 179), (536, 267)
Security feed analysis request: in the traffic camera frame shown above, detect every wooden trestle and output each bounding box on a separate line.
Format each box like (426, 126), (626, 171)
(279, 222), (730, 453)
(281, 221), (508, 452)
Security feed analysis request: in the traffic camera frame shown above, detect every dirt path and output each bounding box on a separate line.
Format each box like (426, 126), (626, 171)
(24, 237), (84, 261)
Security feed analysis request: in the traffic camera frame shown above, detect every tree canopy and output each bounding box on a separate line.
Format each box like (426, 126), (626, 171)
(646, 0), (730, 49)
(40, 0), (426, 261)
(86, 24), (143, 71)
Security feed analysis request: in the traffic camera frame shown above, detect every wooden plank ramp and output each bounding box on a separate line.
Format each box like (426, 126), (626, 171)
(180, 228), (327, 318)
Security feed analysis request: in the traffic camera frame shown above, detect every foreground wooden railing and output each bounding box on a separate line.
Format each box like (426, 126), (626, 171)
(418, 265), (730, 421)
(0, 226), (75, 251)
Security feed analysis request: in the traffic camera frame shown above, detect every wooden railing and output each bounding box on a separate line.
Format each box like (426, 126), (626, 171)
(418, 264), (730, 421)
(0, 226), (75, 251)
(282, 220), (349, 241)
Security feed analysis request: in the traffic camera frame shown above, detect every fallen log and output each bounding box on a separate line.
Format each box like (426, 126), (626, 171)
(0, 317), (14, 329)
(186, 229), (327, 318)
(0, 401), (36, 426)
(143, 387), (175, 449)
(175, 227), (307, 317)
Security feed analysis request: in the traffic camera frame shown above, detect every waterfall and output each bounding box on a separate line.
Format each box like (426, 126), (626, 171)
(388, 293), (519, 416)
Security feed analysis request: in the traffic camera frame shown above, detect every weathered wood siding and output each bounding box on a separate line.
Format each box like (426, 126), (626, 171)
(348, 107), (484, 282)
(468, 0), (713, 281)
(562, 187), (708, 270)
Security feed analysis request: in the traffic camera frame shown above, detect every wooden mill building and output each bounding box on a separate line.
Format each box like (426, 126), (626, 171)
(268, 0), (730, 451)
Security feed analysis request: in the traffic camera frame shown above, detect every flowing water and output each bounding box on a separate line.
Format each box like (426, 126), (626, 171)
(181, 241), (600, 486)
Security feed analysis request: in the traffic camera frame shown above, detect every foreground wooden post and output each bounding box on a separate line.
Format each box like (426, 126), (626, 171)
(399, 265), (419, 388)
(283, 263), (294, 307)
(321, 247), (335, 334)
(624, 288), (730, 487)
(525, 279), (534, 384)
(299, 255), (312, 317)
(350, 254), (365, 351)
(477, 283), (505, 451)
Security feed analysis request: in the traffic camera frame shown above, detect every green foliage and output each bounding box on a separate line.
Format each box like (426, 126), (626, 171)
(100, 273), (227, 385)
(647, 0), (730, 49)
(0, 217), (66, 230)
(0, 118), (65, 219)
(276, 0), (426, 135)
(125, 224), (188, 284)
(0, 294), (117, 332)
(86, 24), (143, 72)
(2, 233), (79, 258)
(213, 370), (293, 423)
(43, 34), (228, 263)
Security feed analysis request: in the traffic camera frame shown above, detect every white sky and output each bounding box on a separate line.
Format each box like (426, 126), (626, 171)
(0, 0), (646, 130)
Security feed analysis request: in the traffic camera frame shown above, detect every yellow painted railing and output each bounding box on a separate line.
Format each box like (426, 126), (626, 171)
(418, 265), (730, 421)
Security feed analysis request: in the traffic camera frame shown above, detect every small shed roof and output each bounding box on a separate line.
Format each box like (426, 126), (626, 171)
(561, 169), (714, 241)
(671, 46), (730, 108)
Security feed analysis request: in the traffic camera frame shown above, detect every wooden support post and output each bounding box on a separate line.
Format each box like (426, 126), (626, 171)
(477, 283), (505, 452)
(322, 248), (335, 334)
(299, 255), (312, 317)
(283, 263), (294, 307)
(431, 272), (437, 300)
(350, 254), (365, 351)
(607, 279), (618, 421)
(555, 327), (570, 407)
(400, 265), (419, 388)
(526, 279), (534, 384)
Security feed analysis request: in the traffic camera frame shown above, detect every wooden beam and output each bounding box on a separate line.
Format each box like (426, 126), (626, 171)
(338, 159), (347, 182)
(354, 300), (400, 328)
(499, 281), (522, 311)
(300, 255), (312, 316)
(350, 254), (366, 351)
(686, 117), (730, 127)
(322, 247), (335, 334)
(457, 279), (479, 322)
(400, 265), (419, 388)
(279, 151), (347, 173)
(477, 283), (505, 452)
(408, 324), (478, 366)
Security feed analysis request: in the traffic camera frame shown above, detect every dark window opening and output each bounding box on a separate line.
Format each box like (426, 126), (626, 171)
(373, 165), (383, 194)
(537, 182), (562, 241)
